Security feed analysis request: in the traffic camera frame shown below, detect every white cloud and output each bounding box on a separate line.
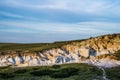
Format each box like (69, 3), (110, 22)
(0, 11), (39, 21)
(77, 22), (120, 29)
(0, 11), (24, 18)
(0, 20), (118, 34)
(0, 0), (68, 10)
(0, 29), (37, 33)
(1, 0), (117, 14)
(1, 0), (120, 21)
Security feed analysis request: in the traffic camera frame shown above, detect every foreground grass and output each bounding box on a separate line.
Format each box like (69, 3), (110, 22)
(0, 63), (101, 80)
(0, 63), (119, 80)
(106, 66), (120, 80)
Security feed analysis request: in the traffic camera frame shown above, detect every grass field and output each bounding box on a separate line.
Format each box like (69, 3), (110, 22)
(0, 63), (119, 80)
(0, 64), (102, 80)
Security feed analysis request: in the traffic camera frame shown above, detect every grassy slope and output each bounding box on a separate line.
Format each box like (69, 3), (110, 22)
(0, 39), (86, 52)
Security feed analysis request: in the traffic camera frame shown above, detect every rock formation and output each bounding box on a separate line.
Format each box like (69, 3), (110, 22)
(0, 33), (120, 67)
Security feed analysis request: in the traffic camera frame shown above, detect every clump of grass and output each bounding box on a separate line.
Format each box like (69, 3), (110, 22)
(106, 66), (120, 80)
(0, 72), (15, 79)
(50, 67), (79, 78)
(14, 69), (28, 74)
(52, 65), (61, 69)
(30, 68), (56, 76)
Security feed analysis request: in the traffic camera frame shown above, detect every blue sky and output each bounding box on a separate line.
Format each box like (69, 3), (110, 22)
(0, 0), (120, 43)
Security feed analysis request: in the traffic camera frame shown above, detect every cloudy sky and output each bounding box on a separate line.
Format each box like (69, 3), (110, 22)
(0, 0), (120, 43)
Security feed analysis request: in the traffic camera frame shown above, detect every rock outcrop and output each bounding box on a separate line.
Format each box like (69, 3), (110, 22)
(0, 33), (120, 67)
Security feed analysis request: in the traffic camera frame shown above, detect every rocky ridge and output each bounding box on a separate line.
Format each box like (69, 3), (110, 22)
(0, 33), (120, 67)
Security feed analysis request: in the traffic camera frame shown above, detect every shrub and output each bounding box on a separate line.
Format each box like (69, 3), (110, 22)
(50, 67), (79, 78)
(61, 67), (78, 74)
(89, 67), (102, 75)
(52, 65), (60, 69)
(0, 73), (14, 79)
(32, 67), (40, 70)
(30, 67), (79, 78)
(50, 72), (70, 78)
(14, 69), (28, 74)
(106, 67), (120, 79)
(30, 69), (55, 76)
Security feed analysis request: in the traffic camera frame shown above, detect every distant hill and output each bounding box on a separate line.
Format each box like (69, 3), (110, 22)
(0, 33), (119, 53)
(0, 38), (86, 52)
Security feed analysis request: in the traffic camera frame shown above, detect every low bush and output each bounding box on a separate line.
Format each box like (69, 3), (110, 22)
(30, 69), (56, 76)
(50, 72), (70, 78)
(50, 67), (79, 78)
(30, 67), (79, 78)
(0, 73), (15, 79)
(14, 69), (28, 74)
(106, 67), (120, 79)
(52, 65), (60, 69)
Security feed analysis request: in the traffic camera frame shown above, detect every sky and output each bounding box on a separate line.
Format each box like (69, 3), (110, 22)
(0, 0), (120, 43)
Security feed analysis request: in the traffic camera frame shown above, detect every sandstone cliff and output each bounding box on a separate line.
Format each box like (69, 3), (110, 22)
(0, 33), (120, 67)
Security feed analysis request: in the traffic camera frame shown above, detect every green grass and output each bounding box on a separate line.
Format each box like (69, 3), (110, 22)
(105, 66), (120, 80)
(0, 63), (119, 80)
(0, 39), (86, 52)
(0, 61), (119, 80)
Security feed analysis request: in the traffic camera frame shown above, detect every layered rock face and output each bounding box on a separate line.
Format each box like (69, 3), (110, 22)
(0, 34), (120, 67)
(63, 34), (120, 57)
